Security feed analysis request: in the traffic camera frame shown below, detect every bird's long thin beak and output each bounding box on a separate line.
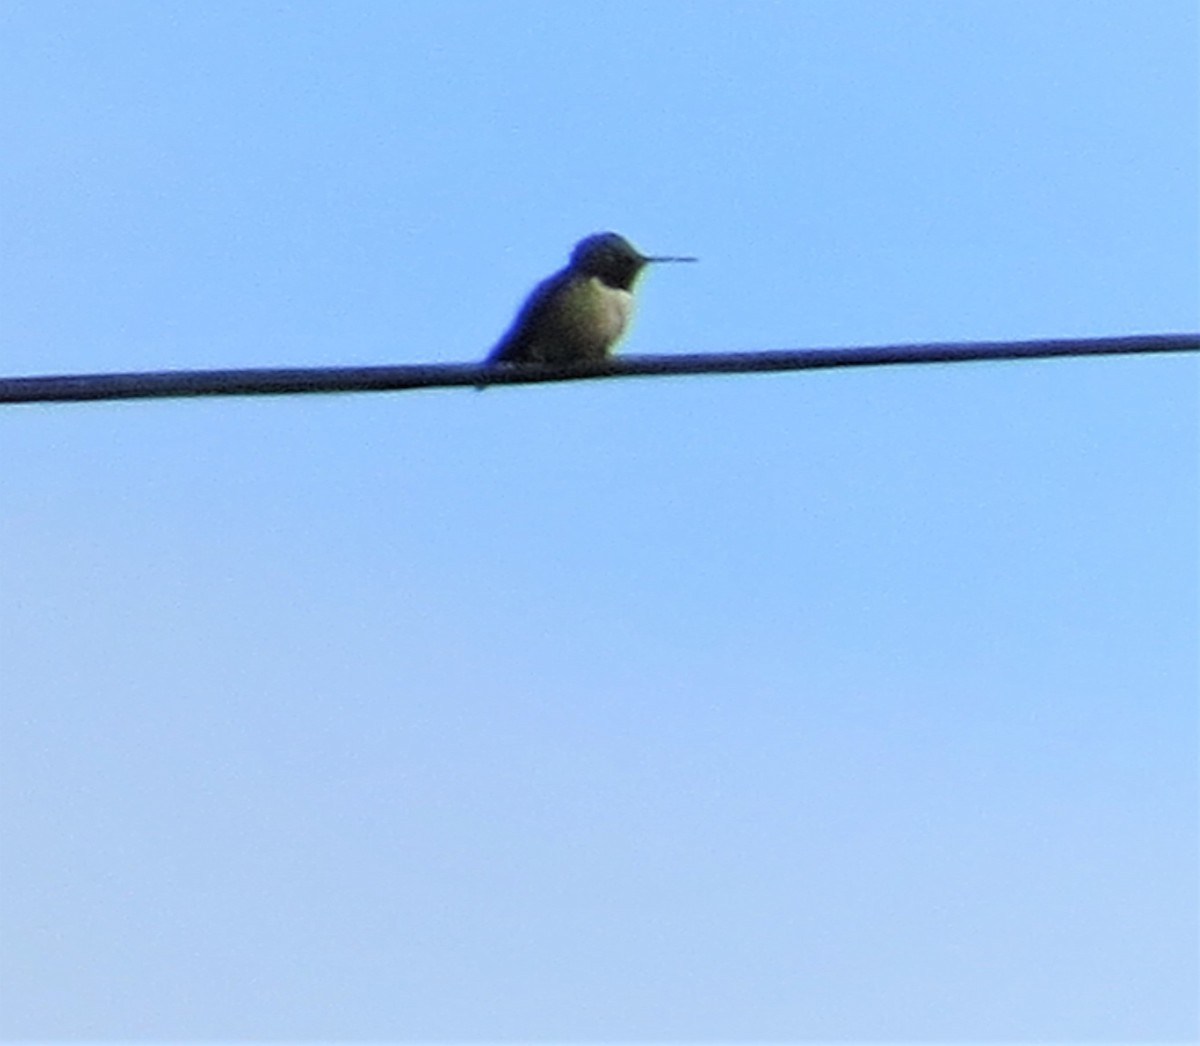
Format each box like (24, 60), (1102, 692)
(644, 255), (698, 263)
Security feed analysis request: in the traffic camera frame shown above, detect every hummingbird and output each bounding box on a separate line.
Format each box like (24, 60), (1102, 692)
(484, 232), (696, 367)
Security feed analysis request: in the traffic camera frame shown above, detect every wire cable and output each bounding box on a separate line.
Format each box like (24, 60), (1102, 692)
(1, 333), (1195, 405)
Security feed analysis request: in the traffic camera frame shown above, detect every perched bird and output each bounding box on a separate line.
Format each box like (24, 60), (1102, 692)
(484, 232), (695, 367)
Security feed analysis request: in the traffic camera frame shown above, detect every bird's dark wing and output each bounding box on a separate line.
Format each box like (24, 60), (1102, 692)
(484, 269), (570, 364)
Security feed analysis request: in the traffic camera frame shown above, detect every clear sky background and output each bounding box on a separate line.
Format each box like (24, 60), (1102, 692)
(1, 1), (1197, 1041)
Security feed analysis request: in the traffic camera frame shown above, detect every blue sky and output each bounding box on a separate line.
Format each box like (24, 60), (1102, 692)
(1, 1), (1197, 1041)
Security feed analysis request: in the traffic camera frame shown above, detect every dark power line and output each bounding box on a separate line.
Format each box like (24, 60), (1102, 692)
(1, 333), (1195, 406)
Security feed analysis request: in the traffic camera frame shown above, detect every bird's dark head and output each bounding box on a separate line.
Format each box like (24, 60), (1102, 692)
(569, 232), (696, 290)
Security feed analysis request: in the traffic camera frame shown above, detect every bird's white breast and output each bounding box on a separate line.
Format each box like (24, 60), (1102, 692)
(568, 277), (632, 358)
